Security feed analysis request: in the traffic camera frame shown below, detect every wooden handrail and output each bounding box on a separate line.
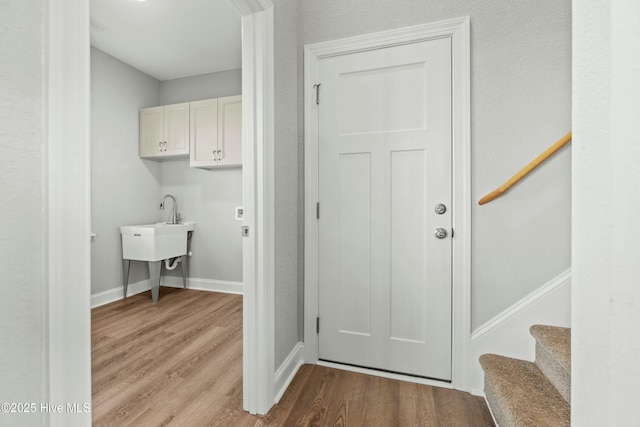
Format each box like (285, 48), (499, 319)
(478, 132), (572, 205)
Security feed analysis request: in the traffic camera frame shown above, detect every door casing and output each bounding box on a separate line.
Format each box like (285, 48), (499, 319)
(304, 17), (472, 390)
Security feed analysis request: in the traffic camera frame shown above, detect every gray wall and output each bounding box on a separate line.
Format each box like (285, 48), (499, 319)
(158, 160), (243, 283)
(91, 47), (162, 294)
(0, 1), (47, 425)
(159, 69), (242, 104)
(91, 49), (243, 293)
(297, 0), (572, 329)
(273, 0), (302, 368)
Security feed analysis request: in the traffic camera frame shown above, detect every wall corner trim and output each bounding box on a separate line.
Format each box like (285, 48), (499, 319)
(471, 268), (572, 340)
(274, 342), (305, 404)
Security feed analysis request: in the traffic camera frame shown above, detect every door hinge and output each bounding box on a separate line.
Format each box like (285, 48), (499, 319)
(241, 226), (249, 237)
(316, 316), (320, 334)
(316, 202), (320, 219)
(313, 83), (321, 105)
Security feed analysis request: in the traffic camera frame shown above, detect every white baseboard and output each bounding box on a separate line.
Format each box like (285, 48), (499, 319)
(161, 276), (243, 295)
(91, 277), (243, 308)
(90, 279), (152, 308)
(274, 342), (305, 403)
(468, 269), (571, 395)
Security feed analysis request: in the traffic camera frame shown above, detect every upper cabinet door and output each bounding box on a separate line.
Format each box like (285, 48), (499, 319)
(190, 99), (219, 168)
(140, 103), (189, 160)
(140, 106), (165, 158)
(217, 95), (243, 167)
(164, 103), (190, 156)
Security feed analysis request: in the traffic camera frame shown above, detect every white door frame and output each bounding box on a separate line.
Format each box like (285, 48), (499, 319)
(231, 0), (276, 415)
(304, 17), (471, 390)
(47, 1), (276, 425)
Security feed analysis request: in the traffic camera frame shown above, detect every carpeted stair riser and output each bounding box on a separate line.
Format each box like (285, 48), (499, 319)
(480, 354), (570, 427)
(483, 380), (509, 427)
(530, 325), (571, 402)
(534, 340), (571, 402)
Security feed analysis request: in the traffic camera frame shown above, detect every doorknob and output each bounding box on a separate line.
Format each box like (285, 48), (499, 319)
(434, 228), (448, 239)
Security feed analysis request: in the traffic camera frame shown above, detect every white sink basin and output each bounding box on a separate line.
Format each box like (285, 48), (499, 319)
(120, 222), (195, 262)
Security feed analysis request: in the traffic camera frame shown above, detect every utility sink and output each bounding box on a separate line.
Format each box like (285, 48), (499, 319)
(120, 222), (195, 262)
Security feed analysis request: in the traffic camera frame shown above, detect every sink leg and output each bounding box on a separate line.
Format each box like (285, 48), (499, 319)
(148, 261), (162, 304)
(123, 259), (131, 298)
(181, 255), (188, 289)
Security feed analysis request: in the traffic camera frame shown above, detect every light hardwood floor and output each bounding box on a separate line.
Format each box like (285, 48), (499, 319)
(92, 288), (494, 426)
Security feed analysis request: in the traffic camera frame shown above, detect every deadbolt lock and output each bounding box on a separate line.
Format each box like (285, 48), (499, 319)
(434, 204), (447, 215)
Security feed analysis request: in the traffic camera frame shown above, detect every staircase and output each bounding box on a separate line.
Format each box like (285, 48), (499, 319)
(480, 325), (571, 427)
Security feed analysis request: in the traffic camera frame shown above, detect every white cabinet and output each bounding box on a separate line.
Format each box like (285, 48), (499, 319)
(140, 102), (189, 159)
(190, 95), (242, 168)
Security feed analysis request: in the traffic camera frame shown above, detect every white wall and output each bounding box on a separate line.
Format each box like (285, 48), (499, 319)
(91, 48), (162, 294)
(0, 1), (47, 425)
(572, 0), (640, 425)
(158, 70), (243, 283)
(298, 0), (572, 329)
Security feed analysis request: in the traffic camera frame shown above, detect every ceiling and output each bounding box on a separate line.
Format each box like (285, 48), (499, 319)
(90, 0), (242, 81)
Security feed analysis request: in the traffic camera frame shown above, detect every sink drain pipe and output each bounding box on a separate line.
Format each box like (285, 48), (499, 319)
(164, 257), (181, 270)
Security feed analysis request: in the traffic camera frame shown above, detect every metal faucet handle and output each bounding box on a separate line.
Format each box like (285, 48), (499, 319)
(175, 212), (182, 224)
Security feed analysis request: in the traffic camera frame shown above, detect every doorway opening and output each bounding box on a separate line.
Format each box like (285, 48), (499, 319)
(89, 1), (244, 422)
(47, 0), (276, 422)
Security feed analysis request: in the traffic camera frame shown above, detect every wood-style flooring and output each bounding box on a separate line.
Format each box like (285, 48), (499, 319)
(92, 287), (494, 426)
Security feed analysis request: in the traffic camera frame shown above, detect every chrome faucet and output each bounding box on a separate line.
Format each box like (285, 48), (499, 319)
(160, 194), (181, 224)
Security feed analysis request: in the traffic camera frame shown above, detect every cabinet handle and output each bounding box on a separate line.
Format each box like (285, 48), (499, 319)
(217, 149), (222, 161)
(212, 150), (218, 161)
(158, 141), (163, 151)
(164, 141), (168, 151)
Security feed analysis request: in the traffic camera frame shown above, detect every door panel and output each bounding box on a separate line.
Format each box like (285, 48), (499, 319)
(390, 149), (427, 344)
(338, 62), (426, 135)
(318, 37), (452, 380)
(338, 152), (372, 336)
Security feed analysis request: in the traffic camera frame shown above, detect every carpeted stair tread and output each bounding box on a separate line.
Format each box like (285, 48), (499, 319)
(530, 325), (571, 371)
(480, 354), (570, 427)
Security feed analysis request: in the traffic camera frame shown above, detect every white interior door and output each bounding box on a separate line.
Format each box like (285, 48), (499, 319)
(318, 37), (453, 380)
